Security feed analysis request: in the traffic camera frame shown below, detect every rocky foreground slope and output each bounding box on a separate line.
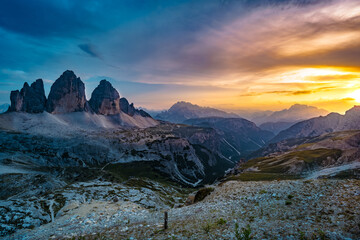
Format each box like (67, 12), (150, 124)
(0, 113), (240, 237)
(8, 179), (360, 240)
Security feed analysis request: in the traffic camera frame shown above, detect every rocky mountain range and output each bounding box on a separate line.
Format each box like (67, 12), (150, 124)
(259, 121), (296, 135)
(271, 106), (360, 143)
(155, 101), (240, 123)
(155, 102), (330, 136)
(7, 70), (150, 122)
(252, 104), (329, 126)
(184, 117), (274, 156)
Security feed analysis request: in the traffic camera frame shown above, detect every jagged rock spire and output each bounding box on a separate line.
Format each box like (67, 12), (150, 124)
(46, 70), (86, 113)
(89, 79), (121, 115)
(9, 79), (46, 113)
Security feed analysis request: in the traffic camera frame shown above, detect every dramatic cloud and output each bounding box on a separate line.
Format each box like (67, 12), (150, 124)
(0, 0), (96, 37)
(78, 44), (101, 58)
(0, 0), (359, 112)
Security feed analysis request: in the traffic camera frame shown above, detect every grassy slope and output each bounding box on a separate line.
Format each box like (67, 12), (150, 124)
(225, 131), (360, 181)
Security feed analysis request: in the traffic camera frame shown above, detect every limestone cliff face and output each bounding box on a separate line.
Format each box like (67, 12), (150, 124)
(88, 80), (121, 115)
(9, 79), (46, 113)
(46, 70), (87, 113)
(8, 70), (153, 119)
(119, 97), (131, 115)
(120, 97), (151, 117)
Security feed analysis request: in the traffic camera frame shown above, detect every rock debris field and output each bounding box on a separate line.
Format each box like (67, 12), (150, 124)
(7, 179), (360, 240)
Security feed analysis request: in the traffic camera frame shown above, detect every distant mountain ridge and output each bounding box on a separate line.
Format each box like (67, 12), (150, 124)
(259, 121), (297, 135)
(271, 106), (360, 143)
(155, 101), (239, 123)
(0, 103), (9, 113)
(230, 130), (360, 180)
(184, 117), (274, 156)
(252, 104), (329, 125)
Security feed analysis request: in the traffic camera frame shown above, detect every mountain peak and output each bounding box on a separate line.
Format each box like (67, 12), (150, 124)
(23, 82), (30, 89)
(288, 104), (311, 110)
(171, 101), (197, 108)
(46, 70), (86, 113)
(156, 101), (239, 123)
(175, 101), (193, 106)
(271, 105), (360, 142)
(89, 79), (121, 115)
(9, 79), (46, 113)
(62, 69), (76, 76)
(6, 70), (154, 122)
(253, 104), (329, 125)
(344, 105), (360, 116)
(99, 79), (110, 85)
(347, 105), (360, 111)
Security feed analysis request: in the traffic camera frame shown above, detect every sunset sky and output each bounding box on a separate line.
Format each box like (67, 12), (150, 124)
(0, 0), (359, 113)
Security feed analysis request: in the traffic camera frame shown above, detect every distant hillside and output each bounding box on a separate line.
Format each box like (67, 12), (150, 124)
(138, 107), (162, 118)
(228, 130), (360, 181)
(259, 121), (297, 135)
(184, 117), (274, 156)
(0, 103), (9, 113)
(271, 106), (360, 143)
(155, 101), (239, 123)
(252, 104), (329, 125)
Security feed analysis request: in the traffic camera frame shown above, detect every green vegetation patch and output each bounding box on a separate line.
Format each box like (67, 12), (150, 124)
(239, 157), (273, 170)
(295, 143), (314, 150)
(238, 148), (342, 175)
(280, 148), (342, 164)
